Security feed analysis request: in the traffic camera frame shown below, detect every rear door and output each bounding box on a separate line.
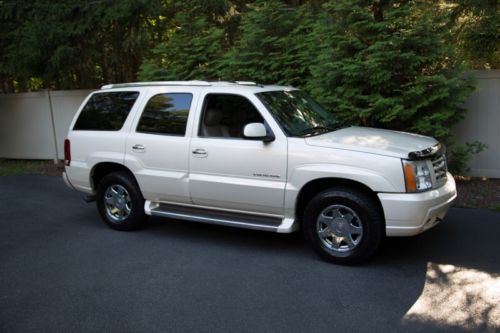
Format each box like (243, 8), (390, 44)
(124, 87), (199, 203)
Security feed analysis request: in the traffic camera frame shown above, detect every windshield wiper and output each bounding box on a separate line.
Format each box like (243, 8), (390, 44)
(298, 125), (337, 137)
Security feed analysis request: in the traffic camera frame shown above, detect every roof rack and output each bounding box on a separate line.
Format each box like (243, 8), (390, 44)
(234, 81), (258, 86)
(101, 81), (212, 89)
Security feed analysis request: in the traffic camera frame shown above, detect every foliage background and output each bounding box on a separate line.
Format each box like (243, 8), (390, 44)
(1, 0), (497, 171)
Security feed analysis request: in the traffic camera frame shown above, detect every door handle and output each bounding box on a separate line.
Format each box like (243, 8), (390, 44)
(132, 144), (146, 152)
(192, 148), (207, 157)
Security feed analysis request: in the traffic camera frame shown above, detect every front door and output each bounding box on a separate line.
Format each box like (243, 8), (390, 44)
(189, 93), (287, 216)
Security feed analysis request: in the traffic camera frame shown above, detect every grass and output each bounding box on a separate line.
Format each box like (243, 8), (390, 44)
(0, 159), (63, 177)
(0, 159), (499, 211)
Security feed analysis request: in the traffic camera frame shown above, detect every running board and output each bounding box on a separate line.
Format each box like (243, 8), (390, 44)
(147, 202), (296, 233)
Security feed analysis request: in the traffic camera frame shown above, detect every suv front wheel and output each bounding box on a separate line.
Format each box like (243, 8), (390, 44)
(96, 171), (146, 231)
(303, 187), (384, 265)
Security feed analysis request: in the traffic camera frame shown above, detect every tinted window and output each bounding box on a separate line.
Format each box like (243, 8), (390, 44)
(73, 91), (139, 131)
(257, 90), (339, 137)
(137, 93), (192, 136)
(199, 94), (264, 138)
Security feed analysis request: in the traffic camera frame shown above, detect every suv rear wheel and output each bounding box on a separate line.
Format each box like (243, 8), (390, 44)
(303, 187), (383, 265)
(96, 171), (146, 231)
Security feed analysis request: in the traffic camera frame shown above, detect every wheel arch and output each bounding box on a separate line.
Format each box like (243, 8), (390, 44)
(295, 178), (385, 226)
(90, 162), (139, 192)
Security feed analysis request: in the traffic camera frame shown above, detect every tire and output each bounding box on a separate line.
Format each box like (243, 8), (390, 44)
(302, 187), (384, 265)
(96, 171), (147, 231)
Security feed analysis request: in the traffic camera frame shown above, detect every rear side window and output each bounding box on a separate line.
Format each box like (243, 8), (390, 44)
(137, 93), (193, 136)
(73, 91), (139, 131)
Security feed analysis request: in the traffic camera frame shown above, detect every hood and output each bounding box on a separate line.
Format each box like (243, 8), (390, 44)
(305, 126), (438, 159)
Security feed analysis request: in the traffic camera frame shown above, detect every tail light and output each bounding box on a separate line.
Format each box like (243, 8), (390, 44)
(64, 139), (71, 166)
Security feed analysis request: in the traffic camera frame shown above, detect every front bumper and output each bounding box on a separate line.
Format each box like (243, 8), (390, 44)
(378, 173), (457, 236)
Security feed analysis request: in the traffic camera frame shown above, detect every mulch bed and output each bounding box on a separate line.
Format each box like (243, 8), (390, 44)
(454, 177), (500, 211)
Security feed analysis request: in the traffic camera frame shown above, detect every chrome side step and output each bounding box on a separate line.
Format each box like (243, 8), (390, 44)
(149, 203), (284, 232)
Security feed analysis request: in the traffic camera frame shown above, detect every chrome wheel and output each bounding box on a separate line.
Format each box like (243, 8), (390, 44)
(104, 184), (132, 222)
(316, 204), (363, 252)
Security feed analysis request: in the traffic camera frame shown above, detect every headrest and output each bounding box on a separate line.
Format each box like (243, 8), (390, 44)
(204, 108), (223, 126)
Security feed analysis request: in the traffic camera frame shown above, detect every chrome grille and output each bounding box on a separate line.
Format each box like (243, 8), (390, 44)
(432, 154), (447, 187)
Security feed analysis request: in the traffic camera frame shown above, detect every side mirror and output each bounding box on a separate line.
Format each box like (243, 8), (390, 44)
(243, 123), (275, 143)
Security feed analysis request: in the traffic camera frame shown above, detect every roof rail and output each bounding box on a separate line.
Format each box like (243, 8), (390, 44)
(101, 81), (212, 89)
(234, 81), (258, 86)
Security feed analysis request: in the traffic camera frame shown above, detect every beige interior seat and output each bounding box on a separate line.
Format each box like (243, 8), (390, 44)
(202, 108), (230, 137)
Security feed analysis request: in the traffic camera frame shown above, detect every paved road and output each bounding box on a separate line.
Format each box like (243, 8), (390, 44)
(0, 175), (499, 332)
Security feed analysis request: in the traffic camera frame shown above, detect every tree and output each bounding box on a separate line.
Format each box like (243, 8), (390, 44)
(446, 0), (499, 69)
(220, 0), (312, 86)
(138, 3), (227, 81)
(0, 0), (165, 91)
(305, 0), (475, 142)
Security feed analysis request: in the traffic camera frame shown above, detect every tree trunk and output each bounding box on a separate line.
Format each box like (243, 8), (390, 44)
(372, 2), (384, 22)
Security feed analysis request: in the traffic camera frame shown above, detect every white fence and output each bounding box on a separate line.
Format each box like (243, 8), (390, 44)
(454, 70), (500, 177)
(0, 89), (93, 160)
(0, 71), (499, 177)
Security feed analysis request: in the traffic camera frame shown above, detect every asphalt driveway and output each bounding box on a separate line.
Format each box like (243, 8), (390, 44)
(1, 175), (499, 332)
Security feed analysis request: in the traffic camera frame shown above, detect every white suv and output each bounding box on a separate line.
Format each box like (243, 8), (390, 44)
(63, 81), (457, 264)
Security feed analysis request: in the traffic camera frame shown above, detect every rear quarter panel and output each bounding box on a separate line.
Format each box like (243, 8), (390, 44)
(65, 89), (145, 193)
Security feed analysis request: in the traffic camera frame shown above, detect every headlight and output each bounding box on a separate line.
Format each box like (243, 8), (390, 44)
(402, 159), (433, 192)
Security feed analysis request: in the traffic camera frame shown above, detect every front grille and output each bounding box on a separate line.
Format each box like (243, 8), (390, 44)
(432, 154), (447, 187)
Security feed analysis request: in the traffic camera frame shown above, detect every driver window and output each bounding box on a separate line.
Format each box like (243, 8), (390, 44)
(199, 94), (264, 138)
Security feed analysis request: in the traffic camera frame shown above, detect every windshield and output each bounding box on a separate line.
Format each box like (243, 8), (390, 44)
(256, 90), (340, 137)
